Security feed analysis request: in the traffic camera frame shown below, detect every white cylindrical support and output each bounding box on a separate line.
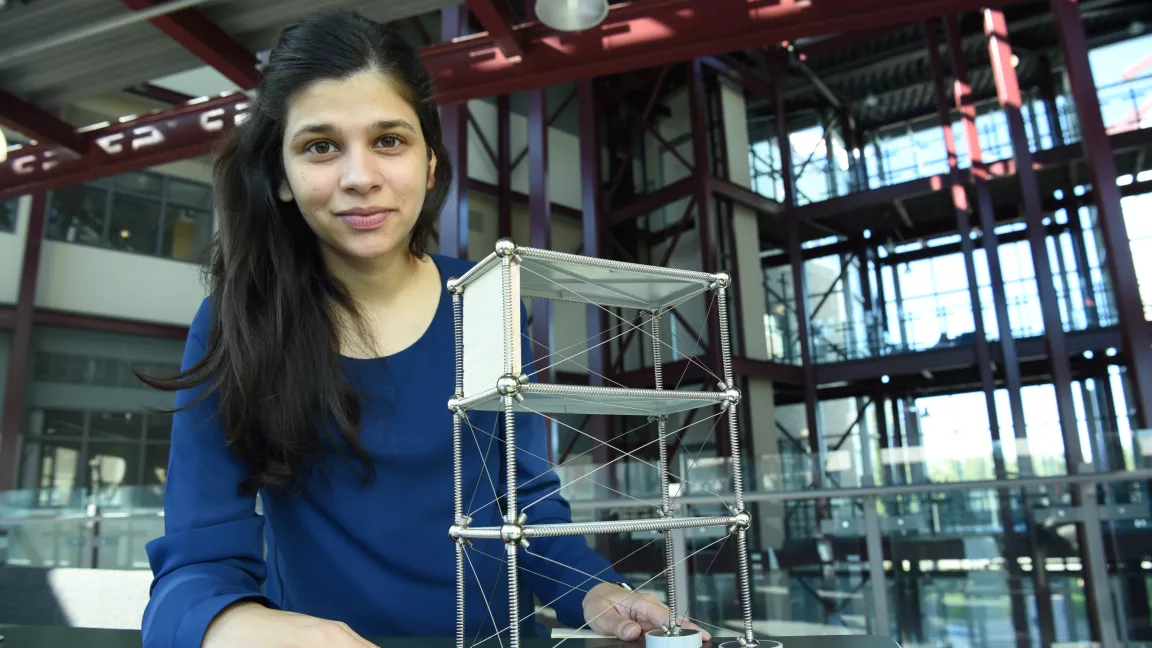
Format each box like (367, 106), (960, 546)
(646, 628), (704, 648)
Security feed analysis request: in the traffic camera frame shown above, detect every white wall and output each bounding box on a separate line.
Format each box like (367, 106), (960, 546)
(34, 242), (206, 327)
(0, 195), (31, 305)
(464, 98), (584, 212)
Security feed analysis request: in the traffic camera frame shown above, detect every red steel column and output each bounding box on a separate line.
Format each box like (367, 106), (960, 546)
(1051, 0), (1152, 431)
(770, 50), (821, 483)
(439, 5), (469, 259)
(579, 80), (610, 466)
(0, 193), (47, 489)
(946, 17), (1031, 475)
(528, 88), (553, 383)
(984, 9), (1081, 468)
(687, 60), (724, 377)
(925, 21), (1004, 475)
(497, 94), (514, 239)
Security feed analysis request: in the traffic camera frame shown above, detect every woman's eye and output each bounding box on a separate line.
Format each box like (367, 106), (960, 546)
(379, 135), (401, 149)
(306, 141), (337, 155)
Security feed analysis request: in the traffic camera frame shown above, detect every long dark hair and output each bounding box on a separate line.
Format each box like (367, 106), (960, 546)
(139, 10), (453, 495)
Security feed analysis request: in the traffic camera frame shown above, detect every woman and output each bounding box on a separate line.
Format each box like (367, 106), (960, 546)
(139, 10), (709, 648)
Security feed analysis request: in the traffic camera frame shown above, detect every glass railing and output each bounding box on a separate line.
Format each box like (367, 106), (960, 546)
(0, 485), (163, 569)
(749, 75), (1152, 207)
(2, 429), (1149, 643)
(769, 270), (1121, 365)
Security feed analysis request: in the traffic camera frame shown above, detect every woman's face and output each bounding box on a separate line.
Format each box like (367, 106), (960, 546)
(279, 70), (436, 262)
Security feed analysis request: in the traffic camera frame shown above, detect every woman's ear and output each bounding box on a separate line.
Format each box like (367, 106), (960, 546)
(426, 150), (437, 191)
(278, 180), (294, 203)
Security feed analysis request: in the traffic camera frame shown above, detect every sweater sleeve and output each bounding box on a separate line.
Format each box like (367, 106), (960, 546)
(141, 298), (275, 648)
(505, 305), (630, 629)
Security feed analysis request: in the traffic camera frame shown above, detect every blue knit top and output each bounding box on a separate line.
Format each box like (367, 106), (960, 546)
(141, 253), (625, 648)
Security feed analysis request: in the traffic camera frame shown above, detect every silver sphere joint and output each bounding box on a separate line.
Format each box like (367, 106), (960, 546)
(447, 396), (463, 413)
(499, 522), (524, 545)
(712, 271), (732, 289)
(446, 276), (462, 294)
(496, 374), (522, 396)
(495, 238), (517, 258)
(732, 510), (752, 531)
(725, 386), (742, 406)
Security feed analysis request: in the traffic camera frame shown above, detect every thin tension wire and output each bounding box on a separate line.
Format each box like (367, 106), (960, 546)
(466, 410), (727, 518)
(517, 264), (722, 385)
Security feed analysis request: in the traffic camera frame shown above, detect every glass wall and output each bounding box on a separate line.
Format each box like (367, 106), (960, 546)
(46, 170), (214, 263)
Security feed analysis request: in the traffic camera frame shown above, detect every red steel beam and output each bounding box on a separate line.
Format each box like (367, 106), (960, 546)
(0, 93), (249, 202)
(0, 193), (47, 489)
(121, 0), (260, 90)
(0, 91), (86, 154)
(1052, 0), (1152, 432)
(420, 0), (1031, 103)
(986, 8), (1082, 470)
(466, 0), (524, 58)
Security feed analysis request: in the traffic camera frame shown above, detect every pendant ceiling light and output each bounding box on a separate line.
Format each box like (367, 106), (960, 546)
(535, 0), (609, 32)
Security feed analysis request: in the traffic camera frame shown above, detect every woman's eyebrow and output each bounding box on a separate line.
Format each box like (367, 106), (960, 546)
(291, 123), (338, 140)
(372, 119), (416, 133)
(290, 120), (415, 141)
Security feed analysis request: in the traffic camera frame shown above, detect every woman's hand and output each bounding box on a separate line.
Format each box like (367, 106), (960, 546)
(581, 582), (712, 643)
(202, 601), (377, 648)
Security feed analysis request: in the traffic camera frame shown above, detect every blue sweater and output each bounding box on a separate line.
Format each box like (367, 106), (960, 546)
(142, 254), (627, 648)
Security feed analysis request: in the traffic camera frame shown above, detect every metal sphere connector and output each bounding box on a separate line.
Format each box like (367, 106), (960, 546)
(712, 271), (732, 289)
(500, 522), (524, 545)
(495, 238), (517, 257)
(447, 396), (463, 413)
(496, 374), (522, 396)
(724, 387), (742, 406)
(732, 510), (752, 531)
(446, 276), (462, 294)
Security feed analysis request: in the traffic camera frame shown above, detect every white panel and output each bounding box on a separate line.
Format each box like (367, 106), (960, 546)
(34, 243), (206, 326)
(466, 99), (584, 212)
(463, 261), (519, 398)
(0, 195), (31, 305)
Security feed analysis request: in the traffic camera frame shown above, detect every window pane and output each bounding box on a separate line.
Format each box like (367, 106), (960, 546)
(47, 185), (106, 244)
(88, 442), (142, 489)
(145, 413), (172, 440)
(92, 357), (120, 387)
(115, 172), (163, 198)
(1, 198), (17, 232)
(162, 206), (213, 262)
(40, 410), (85, 438)
(19, 437), (84, 498)
(108, 193), (161, 255)
(89, 411), (142, 441)
(167, 178), (212, 209)
(142, 444), (170, 506)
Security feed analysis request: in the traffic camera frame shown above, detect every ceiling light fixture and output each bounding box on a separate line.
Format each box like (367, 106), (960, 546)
(535, 0), (609, 32)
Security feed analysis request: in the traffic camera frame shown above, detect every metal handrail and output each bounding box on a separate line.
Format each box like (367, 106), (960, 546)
(566, 467), (1152, 511)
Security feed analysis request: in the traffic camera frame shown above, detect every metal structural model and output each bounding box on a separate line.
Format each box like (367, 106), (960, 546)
(445, 238), (765, 648)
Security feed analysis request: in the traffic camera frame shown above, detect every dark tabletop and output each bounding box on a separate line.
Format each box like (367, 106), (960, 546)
(0, 625), (900, 647)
